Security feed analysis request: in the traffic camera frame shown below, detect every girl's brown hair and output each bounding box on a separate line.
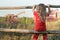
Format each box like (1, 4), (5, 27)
(37, 4), (46, 22)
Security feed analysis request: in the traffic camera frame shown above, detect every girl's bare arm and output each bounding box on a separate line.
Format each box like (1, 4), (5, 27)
(32, 5), (36, 11)
(47, 4), (51, 14)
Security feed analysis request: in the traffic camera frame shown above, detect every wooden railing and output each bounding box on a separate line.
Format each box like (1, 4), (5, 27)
(0, 28), (60, 34)
(0, 5), (60, 10)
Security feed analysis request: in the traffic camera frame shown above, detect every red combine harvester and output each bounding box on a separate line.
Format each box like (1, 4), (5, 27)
(5, 11), (25, 24)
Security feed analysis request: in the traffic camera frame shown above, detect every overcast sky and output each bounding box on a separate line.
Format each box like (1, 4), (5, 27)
(0, 0), (60, 17)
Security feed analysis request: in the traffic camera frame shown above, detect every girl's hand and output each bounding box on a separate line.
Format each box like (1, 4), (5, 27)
(46, 4), (50, 7)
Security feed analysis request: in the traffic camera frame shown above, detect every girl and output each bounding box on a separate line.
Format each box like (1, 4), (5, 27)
(32, 4), (47, 40)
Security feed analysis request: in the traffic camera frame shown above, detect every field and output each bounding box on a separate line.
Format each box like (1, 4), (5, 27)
(0, 17), (60, 40)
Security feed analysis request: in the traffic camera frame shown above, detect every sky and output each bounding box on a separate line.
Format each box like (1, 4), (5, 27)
(0, 0), (60, 17)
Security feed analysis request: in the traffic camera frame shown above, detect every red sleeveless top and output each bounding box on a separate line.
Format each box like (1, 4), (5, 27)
(33, 11), (43, 24)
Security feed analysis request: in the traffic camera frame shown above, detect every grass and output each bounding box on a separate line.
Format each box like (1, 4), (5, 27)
(0, 17), (60, 40)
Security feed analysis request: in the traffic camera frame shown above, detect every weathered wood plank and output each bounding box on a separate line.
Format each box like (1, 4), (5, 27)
(0, 28), (60, 34)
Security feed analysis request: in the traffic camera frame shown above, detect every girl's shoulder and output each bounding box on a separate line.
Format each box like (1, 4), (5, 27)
(33, 11), (38, 15)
